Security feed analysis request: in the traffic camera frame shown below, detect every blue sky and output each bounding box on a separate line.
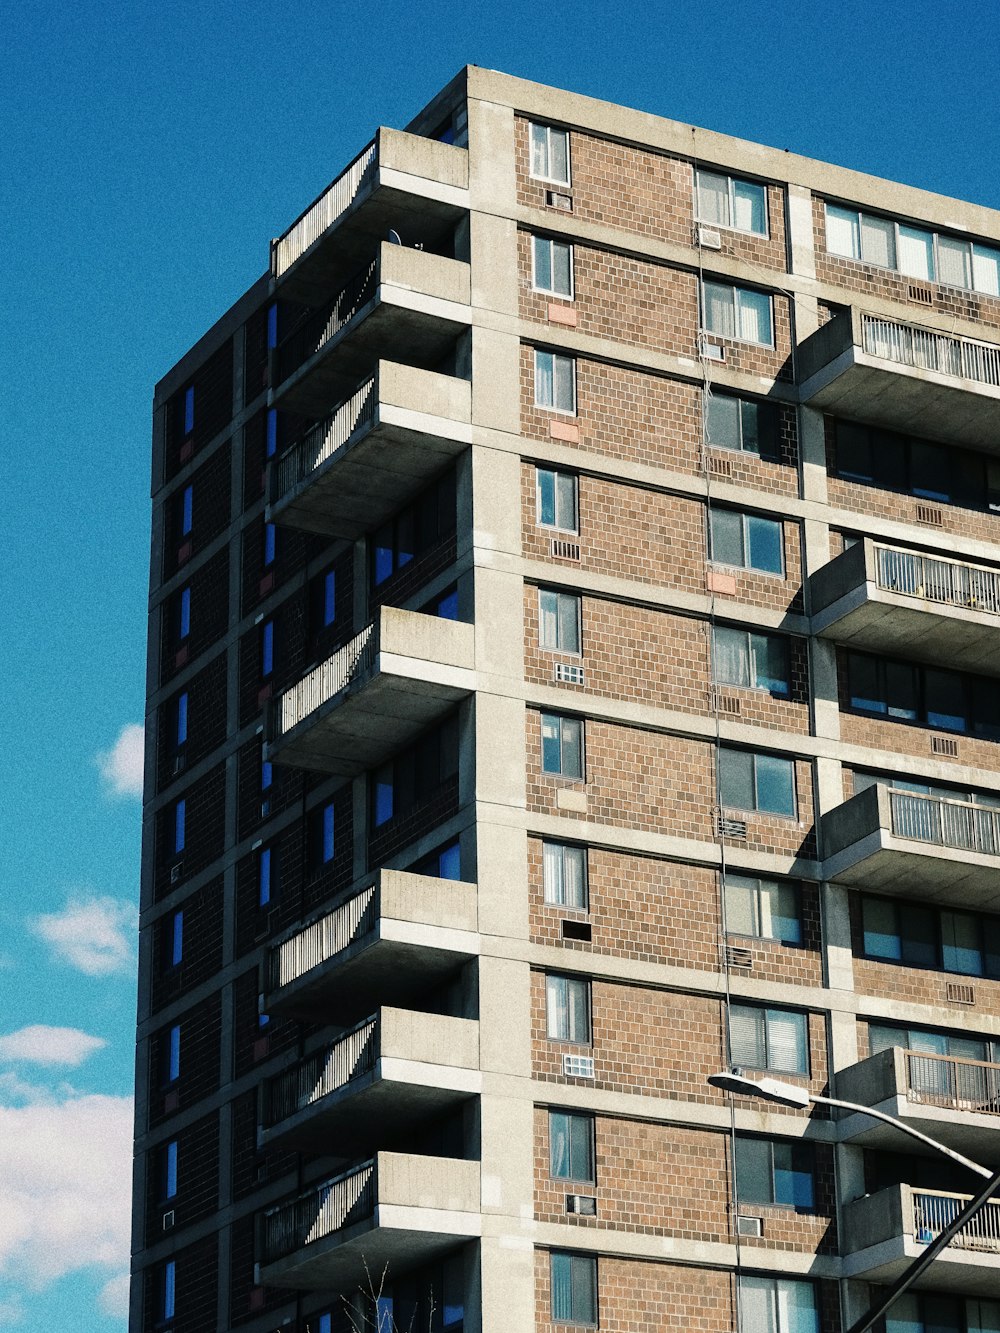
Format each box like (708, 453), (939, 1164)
(3, 0), (1000, 1325)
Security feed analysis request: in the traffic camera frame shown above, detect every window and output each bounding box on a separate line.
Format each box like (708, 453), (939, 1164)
(834, 419), (1000, 510)
(712, 626), (791, 696)
(263, 522), (276, 568)
(371, 472), (456, 588)
(311, 802), (336, 868)
(267, 303), (278, 349)
(530, 123), (570, 185)
(411, 839), (462, 881)
(695, 169), (768, 236)
(167, 909), (184, 968)
(258, 846), (275, 907)
(541, 713), (584, 779)
(725, 874), (801, 944)
(546, 974), (591, 1043)
(173, 692), (188, 749)
(162, 1139), (178, 1200)
(310, 567), (336, 630)
(260, 620), (274, 678)
(539, 589), (581, 653)
(266, 407), (278, 459)
(702, 280), (774, 345)
(825, 202), (1000, 296)
(261, 756), (272, 793)
(709, 507), (784, 574)
(176, 586), (191, 641)
(161, 1258), (177, 1322)
(738, 1276), (819, 1333)
(730, 1004), (809, 1074)
(550, 1252), (596, 1325)
(550, 1110), (595, 1182)
(543, 841), (588, 909)
(533, 236), (574, 297)
(179, 485), (193, 538)
(183, 386), (194, 434)
(371, 715), (460, 828)
(847, 652), (1000, 740)
(172, 799), (186, 855)
(719, 748), (796, 817)
(735, 1136), (815, 1209)
(165, 1024), (181, 1084)
(424, 584), (459, 620)
(861, 896), (1000, 980)
(534, 350), (577, 413)
(706, 393), (781, 458)
(536, 468), (578, 532)
(882, 1294), (1000, 1333)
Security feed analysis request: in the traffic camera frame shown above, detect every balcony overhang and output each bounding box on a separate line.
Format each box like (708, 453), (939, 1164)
(272, 129), (469, 301)
(268, 362), (471, 539)
(265, 871), (479, 1024)
(274, 244), (472, 418)
(822, 785), (1000, 911)
(267, 608), (474, 777)
(798, 309), (1000, 452)
(811, 539), (1000, 676)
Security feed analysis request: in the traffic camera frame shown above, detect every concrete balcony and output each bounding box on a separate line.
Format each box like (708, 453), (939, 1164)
(837, 1046), (1000, 1162)
(265, 870), (478, 1024)
(261, 1009), (480, 1156)
(268, 362), (471, 540)
(266, 607), (474, 777)
(274, 243), (471, 417)
(843, 1183), (1000, 1296)
(259, 1152), (480, 1291)
(811, 538), (1000, 675)
(823, 784), (1000, 910)
(271, 129), (469, 301)
(798, 307), (1000, 451)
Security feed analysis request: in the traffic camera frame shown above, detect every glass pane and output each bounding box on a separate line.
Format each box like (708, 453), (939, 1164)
(697, 170), (730, 226)
(438, 842), (461, 881)
(836, 421), (874, 480)
(938, 234), (972, 288)
(545, 975), (568, 1039)
(550, 1111), (571, 1177)
(537, 469), (555, 526)
(910, 440), (951, 501)
(826, 205), (860, 259)
(898, 225), (935, 280)
(860, 213), (896, 268)
(533, 236), (552, 291)
(563, 846), (588, 908)
(703, 281), (736, 337)
(884, 1293), (922, 1333)
(553, 355), (576, 413)
(555, 471), (577, 529)
(176, 692), (188, 745)
(550, 1252), (571, 1320)
(969, 1298), (1000, 1333)
(733, 179), (766, 235)
(900, 904), (937, 968)
(710, 508), (744, 566)
(885, 661), (919, 721)
(569, 1254), (595, 1323)
(734, 1136), (772, 1203)
(541, 715), (562, 774)
(174, 800), (186, 853)
(737, 288), (773, 345)
(569, 1113), (593, 1180)
(373, 524), (394, 585)
(530, 123), (548, 178)
(766, 880), (801, 944)
(719, 749), (754, 811)
(706, 394), (741, 450)
(549, 130), (570, 185)
(972, 677), (1000, 742)
(773, 1141), (814, 1208)
(561, 718), (583, 779)
(779, 1279), (820, 1333)
(729, 1004), (766, 1067)
(724, 875), (757, 935)
(535, 351), (554, 408)
(751, 632), (789, 695)
(973, 246), (1000, 297)
(746, 515), (783, 573)
(767, 1008), (808, 1072)
(553, 242), (573, 296)
(558, 594), (580, 652)
(539, 590), (559, 648)
(543, 841), (565, 904)
(738, 1277), (776, 1333)
(754, 753), (796, 816)
(862, 897), (902, 959)
(713, 626), (750, 687)
(925, 669), (967, 733)
(568, 978), (589, 1042)
(941, 910), (984, 976)
(869, 1023), (903, 1056)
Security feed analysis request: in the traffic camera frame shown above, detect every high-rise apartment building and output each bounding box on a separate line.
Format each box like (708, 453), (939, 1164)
(133, 67), (1000, 1333)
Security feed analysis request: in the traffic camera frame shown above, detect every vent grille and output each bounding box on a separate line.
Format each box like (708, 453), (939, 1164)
(717, 813), (748, 840)
(916, 503), (944, 527)
(709, 688), (742, 716)
(696, 224), (723, 250)
(546, 189), (573, 212)
(736, 1215), (763, 1238)
(566, 1194), (597, 1215)
(550, 538), (581, 562)
(725, 944), (754, 970)
(162, 1210), (175, 1231)
(947, 982), (975, 1005)
(562, 1054), (595, 1079)
(708, 454), (734, 479)
(907, 282), (933, 305)
(554, 662), (585, 686)
(931, 735), (959, 758)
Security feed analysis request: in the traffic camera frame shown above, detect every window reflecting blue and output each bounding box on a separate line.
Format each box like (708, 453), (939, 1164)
(373, 537), (394, 586)
(180, 485), (193, 537)
(438, 842), (461, 880)
(267, 303), (278, 350)
(173, 800), (186, 854)
(437, 588), (459, 620)
(175, 692), (188, 746)
(259, 847), (272, 906)
(183, 387), (194, 435)
(374, 773), (394, 826)
(167, 1025), (180, 1082)
(170, 910), (183, 967)
(266, 408), (278, 459)
(163, 1258), (176, 1319)
(322, 804), (335, 863)
(322, 571), (336, 626)
(178, 587), (191, 640)
(263, 523), (276, 567)
(165, 1140), (178, 1199)
(261, 759), (272, 792)
(261, 621), (274, 677)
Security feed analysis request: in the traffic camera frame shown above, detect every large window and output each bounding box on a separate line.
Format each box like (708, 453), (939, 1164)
(719, 748), (796, 817)
(546, 974), (591, 1044)
(530, 123), (571, 185)
(372, 472), (456, 588)
(862, 895), (1000, 979)
(549, 1110), (595, 1181)
(550, 1252), (596, 1325)
(695, 169), (768, 236)
(543, 841), (589, 909)
(725, 873), (801, 944)
(541, 713), (584, 779)
(536, 468), (578, 532)
(712, 626), (791, 696)
(706, 392), (781, 458)
(869, 1022), (998, 1066)
(735, 1136), (815, 1209)
(832, 420), (1000, 509)
(539, 589), (581, 653)
(702, 280), (774, 345)
(738, 1276), (819, 1333)
(371, 715), (460, 828)
(534, 350), (577, 413)
(533, 236), (574, 297)
(847, 651), (1000, 739)
(730, 1004), (809, 1074)
(709, 507), (784, 574)
(825, 202), (1000, 296)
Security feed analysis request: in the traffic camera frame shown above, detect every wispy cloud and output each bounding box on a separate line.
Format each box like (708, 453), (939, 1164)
(0, 1296), (24, 1325)
(30, 896), (136, 977)
(97, 1272), (130, 1318)
(0, 1027), (106, 1068)
(96, 723), (145, 799)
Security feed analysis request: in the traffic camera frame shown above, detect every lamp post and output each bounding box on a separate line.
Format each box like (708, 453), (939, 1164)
(708, 1070), (1000, 1333)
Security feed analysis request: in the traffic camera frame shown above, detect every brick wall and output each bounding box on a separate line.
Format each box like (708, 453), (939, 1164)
(150, 875), (224, 1013)
(148, 991), (222, 1129)
(162, 442), (232, 582)
(142, 1234), (218, 1333)
(160, 547), (230, 686)
(145, 1110), (220, 1244)
(154, 762), (226, 901)
(156, 653), (228, 796)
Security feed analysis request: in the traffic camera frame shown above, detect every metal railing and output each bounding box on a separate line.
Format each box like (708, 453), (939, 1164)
(279, 622), (377, 736)
(875, 545), (1000, 615)
(262, 1160), (376, 1263)
(889, 789), (1000, 855)
(270, 885), (376, 990)
(276, 258), (378, 385)
(272, 140), (377, 278)
(906, 1051), (1000, 1115)
(913, 1188), (1000, 1252)
(266, 1017), (378, 1127)
(275, 378), (377, 499)
(863, 313), (1000, 389)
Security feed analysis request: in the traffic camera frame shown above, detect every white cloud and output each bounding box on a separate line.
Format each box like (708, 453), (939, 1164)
(30, 896), (136, 977)
(98, 1272), (130, 1319)
(0, 1090), (133, 1291)
(0, 1296), (23, 1325)
(96, 724), (145, 799)
(0, 1027), (106, 1068)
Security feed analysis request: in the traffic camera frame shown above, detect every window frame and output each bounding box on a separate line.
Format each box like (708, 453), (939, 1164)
(719, 747), (798, 819)
(542, 840), (589, 910)
(694, 167), (769, 238)
(729, 1003), (810, 1075)
(549, 1109), (595, 1183)
(735, 1135), (816, 1211)
(702, 279), (775, 347)
(724, 873), (802, 945)
(712, 624), (791, 696)
(534, 349), (577, 415)
(860, 893), (1000, 980)
(532, 234), (575, 299)
(538, 588), (582, 654)
(529, 123), (571, 187)
(540, 712), (585, 780)
(545, 973), (592, 1045)
(709, 506), (785, 576)
(535, 467), (579, 533)
(705, 392), (782, 459)
(737, 1275), (820, 1333)
(258, 845), (275, 908)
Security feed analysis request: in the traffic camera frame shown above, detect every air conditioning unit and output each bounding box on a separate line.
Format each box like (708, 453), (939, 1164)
(554, 663), (585, 686)
(566, 1194), (597, 1215)
(696, 225), (723, 250)
(162, 1210), (175, 1231)
(546, 189), (573, 212)
(736, 1215), (763, 1237)
(563, 1054), (595, 1079)
(703, 342), (725, 362)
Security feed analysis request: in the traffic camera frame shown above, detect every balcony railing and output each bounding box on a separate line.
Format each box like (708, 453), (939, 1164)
(270, 885), (376, 991)
(906, 1051), (1000, 1115)
(863, 314), (1000, 389)
(889, 789), (1000, 855)
(875, 545), (1000, 616)
(276, 259), (377, 386)
(913, 1188), (1000, 1252)
(275, 380), (377, 501)
(272, 143), (377, 279)
(278, 622), (377, 738)
(262, 1161), (375, 1264)
(266, 1018), (377, 1128)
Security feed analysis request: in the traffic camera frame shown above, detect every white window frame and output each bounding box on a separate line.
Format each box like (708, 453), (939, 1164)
(694, 167), (769, 238)
(702, 280), (775, 347)
(538, 588), (582, 654)
(530, 123), (571, 186)
(737, 1275), (819, 1333)
(534, 349), (577, 415)
(535, 467), (579, 533)
(532, 235), (575, 299)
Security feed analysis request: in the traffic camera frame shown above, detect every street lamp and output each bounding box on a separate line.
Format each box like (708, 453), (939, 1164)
(709, 1069), (1000, 1333)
